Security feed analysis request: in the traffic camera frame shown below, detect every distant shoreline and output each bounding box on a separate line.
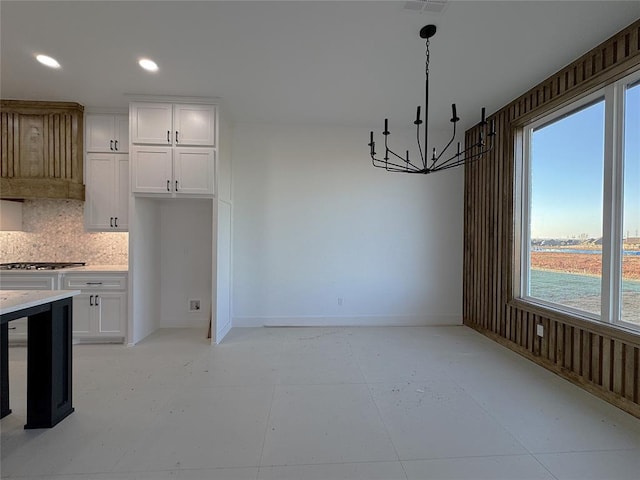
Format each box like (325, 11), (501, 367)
(531, 239), (640, 251)
(530, 251), (640, 281)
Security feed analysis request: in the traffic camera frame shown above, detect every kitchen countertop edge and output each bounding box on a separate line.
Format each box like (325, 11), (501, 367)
(0, 265), (128, 274)
(0, 290), (81, 316)
(63, 265), (128, 273)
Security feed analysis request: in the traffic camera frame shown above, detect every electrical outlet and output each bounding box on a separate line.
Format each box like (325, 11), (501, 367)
(536, 324), (544, 337)
(189, 299), (201, 312)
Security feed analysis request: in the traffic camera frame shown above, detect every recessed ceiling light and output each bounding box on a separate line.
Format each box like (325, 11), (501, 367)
(139, 58), (159, 72)
(36, 54), (61, 69)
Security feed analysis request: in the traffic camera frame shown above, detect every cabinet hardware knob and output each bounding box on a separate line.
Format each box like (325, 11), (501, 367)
(175, 180), (178, 191)
(115, 140), (118, 151)
(89, 295), (94, 306)
(167, 130), (170, 143)
(167, 180), (170, 191)
(114, 217), (118, 228)
(95, 295), (100, 306)
(110, 217), (114, 228)
(86, 282), (103, 285)
(110, 140), (114, 151)
(176, 131), (179, 144)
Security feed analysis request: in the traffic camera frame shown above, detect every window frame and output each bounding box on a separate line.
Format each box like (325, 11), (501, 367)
(617, 74), (640, 329)
(515, 69), (640, 331)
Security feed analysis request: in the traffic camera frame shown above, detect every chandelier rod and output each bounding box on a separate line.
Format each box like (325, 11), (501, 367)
(423, 32), (430, 170)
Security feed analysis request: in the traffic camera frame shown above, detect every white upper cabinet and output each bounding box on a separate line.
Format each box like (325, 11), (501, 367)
(173, 104), (216, 146)
(130, 102), (216, 147)
(131, 146), (214, 195)
(130, 146), (173, 194)
(130, 103), (173, 145)
(174, 148), (215, 195)
(85, 112), (130, 231)
(86, 114), (129, 153)
(86, 154), (114, 229)
(130, 99), (217, 197)
(85, 154), (129, 230)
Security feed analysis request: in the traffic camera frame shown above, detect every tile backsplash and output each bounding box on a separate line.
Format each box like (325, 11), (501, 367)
(0, 199), (128, 265)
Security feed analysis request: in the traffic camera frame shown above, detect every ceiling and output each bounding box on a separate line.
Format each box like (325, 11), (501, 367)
(2, 1), (639, 133)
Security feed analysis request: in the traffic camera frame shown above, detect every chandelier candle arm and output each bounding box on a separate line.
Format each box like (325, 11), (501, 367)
(430, 103), (459, 169)
(369, 24), (496, 174)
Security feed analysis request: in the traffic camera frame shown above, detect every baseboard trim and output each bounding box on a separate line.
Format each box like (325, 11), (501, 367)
(214, 320), (232, 343)
(73, 337), (125, 345)
(233, 314), (461, 328)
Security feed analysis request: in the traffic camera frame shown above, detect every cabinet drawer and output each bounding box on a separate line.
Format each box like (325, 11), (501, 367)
(0, 274), (60, 290)
(62, 274), (127, 291)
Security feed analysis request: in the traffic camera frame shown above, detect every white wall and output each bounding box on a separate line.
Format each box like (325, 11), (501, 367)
(159, 198), (213, 328)
(231, 123), (464, 327)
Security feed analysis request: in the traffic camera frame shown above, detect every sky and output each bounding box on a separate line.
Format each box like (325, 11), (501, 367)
(624, 82), (640, 240)
(530, 82), (639, 240)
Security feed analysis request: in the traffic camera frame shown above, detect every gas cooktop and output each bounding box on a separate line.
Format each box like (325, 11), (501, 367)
(0, 262), (86, 271)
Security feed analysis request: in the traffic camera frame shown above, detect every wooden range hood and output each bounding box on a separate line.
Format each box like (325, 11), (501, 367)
(1, 100), (85, 200)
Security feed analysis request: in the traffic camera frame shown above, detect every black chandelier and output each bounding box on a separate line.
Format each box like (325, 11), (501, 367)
(368, 24), (496, 174)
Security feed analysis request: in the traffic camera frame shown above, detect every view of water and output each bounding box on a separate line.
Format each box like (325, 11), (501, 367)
(530, 269), (640, 325)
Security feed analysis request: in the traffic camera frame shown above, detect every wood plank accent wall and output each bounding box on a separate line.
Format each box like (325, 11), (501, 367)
(1, 100), (84, 200)
(463, 19), (640, 418)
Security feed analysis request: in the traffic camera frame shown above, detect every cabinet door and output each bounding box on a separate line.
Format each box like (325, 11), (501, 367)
(72, 294), (93, 336)
(174, 148), (214, 195)
(173, 104), (216, 146)
(95, 293), (126, 335)
(86, 114), (115, 152)
(114, 155), (129, 229)
(114, 115), (129, 153)
(130, 102), (173, 145)
(85, 153), (116, 230)
(131, 146), (173, 194)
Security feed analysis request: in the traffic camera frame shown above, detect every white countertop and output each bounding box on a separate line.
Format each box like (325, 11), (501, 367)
(0, 290), (81, 316)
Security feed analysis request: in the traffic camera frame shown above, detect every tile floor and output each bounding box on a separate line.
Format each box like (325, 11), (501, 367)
(1, 326), (640, 479)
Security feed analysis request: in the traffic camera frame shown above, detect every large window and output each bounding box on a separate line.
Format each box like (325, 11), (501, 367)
(622, 79), (640, 325)
(519, 71), (640, 330)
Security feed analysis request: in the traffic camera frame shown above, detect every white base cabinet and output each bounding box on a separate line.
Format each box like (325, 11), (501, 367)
(62, 272), (127, 342)
(71, 292), (126, 338)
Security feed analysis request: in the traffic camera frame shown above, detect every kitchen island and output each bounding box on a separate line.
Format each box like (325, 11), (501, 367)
(0, 289), (79, 428)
